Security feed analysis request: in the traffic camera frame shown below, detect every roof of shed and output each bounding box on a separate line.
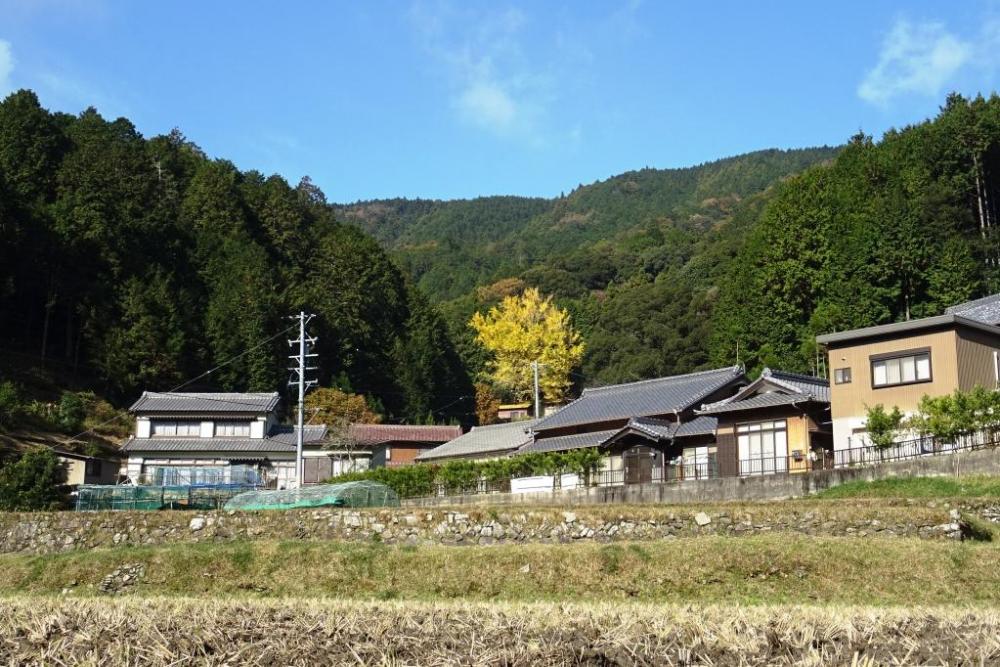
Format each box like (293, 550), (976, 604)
(531, 366), (746, 432)
(416, 419), (538, 461)
(129, 392), (281, 414)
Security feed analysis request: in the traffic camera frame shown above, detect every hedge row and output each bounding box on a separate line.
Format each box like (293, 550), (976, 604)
(324, 448), (603, 498)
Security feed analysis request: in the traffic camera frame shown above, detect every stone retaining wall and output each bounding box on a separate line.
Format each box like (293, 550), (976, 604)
(3, 501), (997, 555)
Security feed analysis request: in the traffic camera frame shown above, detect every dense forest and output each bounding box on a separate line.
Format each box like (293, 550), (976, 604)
(4, 88), (1000, 427)
(343, 94), (1000, 387)
(709, 94), (1000, 373)
(0, 90), (473, 424)
(338, 147), (839, 386)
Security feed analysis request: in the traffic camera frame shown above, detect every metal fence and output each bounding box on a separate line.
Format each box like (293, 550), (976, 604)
(410, 429), (1000, 500)
(833, 428), (1000, 468)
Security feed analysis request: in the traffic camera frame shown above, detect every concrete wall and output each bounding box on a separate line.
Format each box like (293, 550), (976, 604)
(402, 447), (1000, 508)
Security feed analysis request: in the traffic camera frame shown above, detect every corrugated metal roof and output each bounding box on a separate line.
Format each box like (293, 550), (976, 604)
(122, 425), (327, 454)
(816, 314), (1000, 345)
(417, 419), (538, 461)
(347, 423), (463, 445)
(531, 366), (745, 432)
(129, 392), (281, 414)
(946, 293), (1000, 325)
(517, 429), (619, 454)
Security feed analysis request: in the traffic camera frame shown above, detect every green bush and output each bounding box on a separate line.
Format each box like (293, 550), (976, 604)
(324, 448), (605, 498)
(56, 392), (86, 432)
(0, 381), (21, 428)
(0, 448), (70, 511)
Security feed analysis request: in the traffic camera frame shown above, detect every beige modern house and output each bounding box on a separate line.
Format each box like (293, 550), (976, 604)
(816, 294), (1000, 451)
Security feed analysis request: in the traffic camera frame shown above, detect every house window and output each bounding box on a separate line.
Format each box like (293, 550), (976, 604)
(871, 350), (931, 388)
(215, 421), (251, 437)
(737, 420), (788, 476)
(85, 460), (102, 477)
(834, 367), (852, 384)
(151, 421), (201, 436)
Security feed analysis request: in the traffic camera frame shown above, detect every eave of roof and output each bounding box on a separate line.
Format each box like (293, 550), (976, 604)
(698, 392), (826, 415)
(516, 429), (619, 455)
(815, 314), (1000, 346)
(600, 415), (718, 448)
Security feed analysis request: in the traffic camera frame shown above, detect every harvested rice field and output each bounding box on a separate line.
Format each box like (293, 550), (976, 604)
(2, 597), (999, 666)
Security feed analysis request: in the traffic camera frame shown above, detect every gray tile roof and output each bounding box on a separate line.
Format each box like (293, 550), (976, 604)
(531, 366), (746, 432)
(122, 425), (327, 454)
(267, 425), (328, 446)
(601, 415), (718, 447)
(122, 438), (294, 454)
(698, 391), (825, 414)
(416, 419), (538, 461)
(946, 293), (1000, 325)
(697, 368), (829, 415)
(517, 429), (619, 454)
(815, 314), (1000, 345)
(129, 392), (281, 414)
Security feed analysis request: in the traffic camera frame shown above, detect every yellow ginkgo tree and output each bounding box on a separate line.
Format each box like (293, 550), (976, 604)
(470, 287), (584, 404)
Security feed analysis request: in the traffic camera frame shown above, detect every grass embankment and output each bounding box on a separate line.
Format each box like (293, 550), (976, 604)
(2, 597), (998, 665)
(3, 535), (1000, 606)
(813, 475), (1000, 500)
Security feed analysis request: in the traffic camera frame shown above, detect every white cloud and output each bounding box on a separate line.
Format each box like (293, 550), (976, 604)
(858, 20), (971, 107)
(0, 39), (14, 95)
(409, 2), (548, 140)
(455, 81), (517, 131)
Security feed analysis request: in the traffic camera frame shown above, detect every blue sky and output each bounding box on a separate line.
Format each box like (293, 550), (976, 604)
(2, 1), (999, 202)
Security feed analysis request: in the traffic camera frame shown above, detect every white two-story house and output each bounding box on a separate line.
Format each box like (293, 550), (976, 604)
(120, 392), (327, 488)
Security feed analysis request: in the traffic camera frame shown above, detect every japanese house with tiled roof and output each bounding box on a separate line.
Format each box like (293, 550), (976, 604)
(121, 391), (328, 489)
(696, 368), (831, 477)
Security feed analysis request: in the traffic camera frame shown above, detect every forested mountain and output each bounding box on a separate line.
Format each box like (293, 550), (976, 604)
(710, 94), (1000, 374)
(339, 147), (839, 386)
(4, 87), (998, 425)
(0, 90), (472, 424)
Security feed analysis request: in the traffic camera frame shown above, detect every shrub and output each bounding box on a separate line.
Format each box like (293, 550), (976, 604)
(0, 447), (70, 511)
(865, 404), (904, 449)
(0, 381), (21, 428)
(908, 387), (1000, 443)
(56, 392), (86, 433)
(324, 448), (605, 498)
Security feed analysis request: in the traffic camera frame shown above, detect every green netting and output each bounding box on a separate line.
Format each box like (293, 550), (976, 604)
(223, 481), (400, 511)
(76, 484), (256, 511)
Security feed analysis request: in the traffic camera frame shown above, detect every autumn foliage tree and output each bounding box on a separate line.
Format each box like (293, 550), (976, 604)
(470, 287), (584, 403)
(305, 387), (382, 428)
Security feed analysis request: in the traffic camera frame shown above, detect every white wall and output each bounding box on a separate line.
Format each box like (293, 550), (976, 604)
(136, 418), (150, 438)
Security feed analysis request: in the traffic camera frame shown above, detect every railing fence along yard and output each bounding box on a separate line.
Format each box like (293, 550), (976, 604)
(409, 428), (1000, 500)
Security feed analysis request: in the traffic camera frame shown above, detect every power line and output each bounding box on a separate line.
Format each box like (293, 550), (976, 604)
(62, 323), (298, 445)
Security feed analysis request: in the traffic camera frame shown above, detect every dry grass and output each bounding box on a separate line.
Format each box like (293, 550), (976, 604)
(1, 597), (998, 665)
(3, 535), (1000, 606)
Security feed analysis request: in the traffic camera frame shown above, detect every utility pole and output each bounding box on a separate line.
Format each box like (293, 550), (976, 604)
(531, 360), (542, 419)
(288, 312), (317, 488)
